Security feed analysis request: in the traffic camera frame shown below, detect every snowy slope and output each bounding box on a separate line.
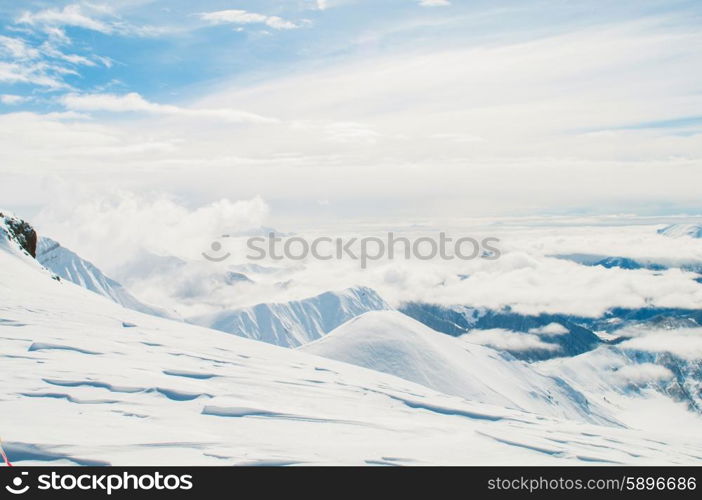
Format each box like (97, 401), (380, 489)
(540, 332), (702, 417)
(36, 237), (174, 319)
(188, 287), (390, 347)
(658, 223), (702, 238)
(300, 311), (612, 424)
(4, 223), (702, 464)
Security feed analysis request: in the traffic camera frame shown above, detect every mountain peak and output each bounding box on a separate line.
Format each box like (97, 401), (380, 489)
(189, 286), (391, 347)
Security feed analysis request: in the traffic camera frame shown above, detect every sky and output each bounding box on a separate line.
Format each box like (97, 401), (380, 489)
(1, 0), (701, 233)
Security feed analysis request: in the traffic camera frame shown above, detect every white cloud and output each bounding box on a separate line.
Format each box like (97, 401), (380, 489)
(199, 9), (299, 30)
(39, 42), (101, 67)
(614, 363), (674, 385)
(0, 94), (30, 105)
(0, 35), (40, 59)
(322, 121), (381, 144)
(0, 17), (113, 91)
(430, 132), (485, 143)
(419, 0), (451, 7)
(17, 4), (115, 34)
(15, 3), (167, 38)
(44, 26), (71, 44)
(619, 328), (702, 361)
(62, 92), (172, 113)
(2, 15), (702, 244)
(60, 92), (279, 124)
(462, 329), (560, 352)
(34, 188), (270, 272)
(528, 323), (569, 336)
(362, 249), (702, 317)
(0, 61), (66, 89)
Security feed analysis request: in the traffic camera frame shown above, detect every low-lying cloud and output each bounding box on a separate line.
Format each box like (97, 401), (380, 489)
(462, 329), (560, 352)
(619, 328), (702, 361)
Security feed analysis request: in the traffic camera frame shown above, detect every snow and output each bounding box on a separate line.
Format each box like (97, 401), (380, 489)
(658, 223), (702, 239)
(188, 286), (390, 347)
(301, 311), (613, 424)
(2, 223), (702, 465)
(36, 237), (175, 319)
(538, 345), (702, 430)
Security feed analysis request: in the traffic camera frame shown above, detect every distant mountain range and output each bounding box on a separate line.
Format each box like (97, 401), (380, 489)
(658, 223), (702, 238)
(188, 286), (390, 347)
(3, 212), (702, 464)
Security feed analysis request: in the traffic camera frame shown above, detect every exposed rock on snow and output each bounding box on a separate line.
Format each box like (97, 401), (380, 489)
(0, 212), (37, 257)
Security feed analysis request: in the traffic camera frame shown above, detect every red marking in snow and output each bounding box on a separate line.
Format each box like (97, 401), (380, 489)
(0, 441), (12, 467)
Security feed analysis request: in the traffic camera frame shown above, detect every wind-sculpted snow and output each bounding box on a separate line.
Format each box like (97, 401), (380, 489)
(188, 287), (391, 347)
(301, 311), (612, 424)
(2, 228), (702, 465)
(36, 237), (174, 319)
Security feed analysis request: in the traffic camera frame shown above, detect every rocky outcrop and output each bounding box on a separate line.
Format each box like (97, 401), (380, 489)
(0, 212), (37, 258)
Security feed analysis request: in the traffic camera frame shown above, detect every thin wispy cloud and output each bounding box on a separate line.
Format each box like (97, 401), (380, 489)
(0, 35), (40, 60)
(0, 61), (67, 89)
(61, 92), (279, 124)
(419, 0), (451, 7)
(0, 4), (158, 92)
(199, 9), (300, 30)
(16, 3), (165, 37)
(17, 4), (116, 34)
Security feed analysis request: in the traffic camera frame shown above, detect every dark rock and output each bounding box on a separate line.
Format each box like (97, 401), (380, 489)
(0, 212), (38, 258)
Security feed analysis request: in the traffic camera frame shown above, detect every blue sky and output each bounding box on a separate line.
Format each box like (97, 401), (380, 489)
(1, 0), (701, 226)
(2, 0), (700, 114)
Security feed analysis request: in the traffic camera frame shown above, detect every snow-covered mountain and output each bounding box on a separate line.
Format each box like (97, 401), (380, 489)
(400, 298), (702, 360)
(553, 253), (702, 274)
(301, 311), (613, 424)
(188, 287), (391, 347)
(7, 218), (702, 464)
(539, 337), (702, 427)
(36, 237), (174, 319)
(553, 253), (668, 271)
(400, 302), (602, 360)
(658, 223), (702, 238)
